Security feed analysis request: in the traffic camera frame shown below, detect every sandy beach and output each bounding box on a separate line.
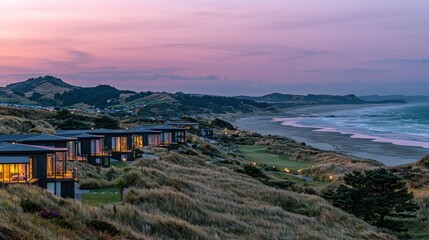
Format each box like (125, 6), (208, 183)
(235, 105), (429, 166)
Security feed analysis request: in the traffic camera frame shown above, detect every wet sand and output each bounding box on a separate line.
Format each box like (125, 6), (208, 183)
(235, 111), (429, 166)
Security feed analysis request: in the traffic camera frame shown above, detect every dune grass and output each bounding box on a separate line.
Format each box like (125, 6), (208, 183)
(81, 188), (121, 206)
(0, 149), (394, 239)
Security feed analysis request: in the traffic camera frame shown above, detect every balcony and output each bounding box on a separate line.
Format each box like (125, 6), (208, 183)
(93, 150), (112, 157)
(48, 168), (78, 181)
(68, 155), (88, 162)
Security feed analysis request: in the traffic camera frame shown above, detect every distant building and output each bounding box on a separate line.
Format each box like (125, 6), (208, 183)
(200, 128), (214, 138)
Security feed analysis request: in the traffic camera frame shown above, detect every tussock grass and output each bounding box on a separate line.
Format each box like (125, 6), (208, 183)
(112, 151), (393, 239)
(0, 107), (56, 134)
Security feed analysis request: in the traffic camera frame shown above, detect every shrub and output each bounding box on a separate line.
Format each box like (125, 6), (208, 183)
(0, 225), (24, 240)
(85, 220), (120, 236)
(236, 164), (268, 180)
(20, 199), (42, 213)
(106, 168), (118, 181)
(52, 218), (75, 230)
(40, 209), (63, 219)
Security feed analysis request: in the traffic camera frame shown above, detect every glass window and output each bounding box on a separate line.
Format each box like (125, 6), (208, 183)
(55, 152), (65, 177)
(0, 161), (31, 183)
(29, 157), (33, 179)
(112, 136), (128, 152)
(67, 141), (76, 160)
(76, 141), (82, 156)
(47, 153), (66, 178)
(47, 154), (54, 177)
(148, 134), (161, 146)
(133, 136), (143, 148)
(161, 132), (172, 144)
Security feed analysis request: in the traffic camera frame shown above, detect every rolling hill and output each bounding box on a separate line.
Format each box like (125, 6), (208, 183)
(2, 76), (79, 105)
(239, 93), (406, 105)
(0, 76), (406, 117)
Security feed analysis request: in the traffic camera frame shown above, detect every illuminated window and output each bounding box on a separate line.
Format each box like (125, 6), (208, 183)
(47, 154), (54, 177)
(133, 136), (143, 148)
(47, 153), (66, 178)
(0, 157), (32, 183)
(111, 137), (128, 152)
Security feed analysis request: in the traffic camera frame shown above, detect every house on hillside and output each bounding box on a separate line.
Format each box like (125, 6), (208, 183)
(149, 125), (187, 146)
(63, 133), (111, 167)
(164, 121), (199, 130)
(200, 128), (214, 138)
(55, 125), (187, 162)
(0, 142), (77, 198)
(57, 129), (133, 163)
(125, 128), (161, 148)
(0, 134), (81, 162)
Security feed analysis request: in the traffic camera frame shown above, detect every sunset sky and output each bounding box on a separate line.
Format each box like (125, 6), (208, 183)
(1, 0), (429, 95)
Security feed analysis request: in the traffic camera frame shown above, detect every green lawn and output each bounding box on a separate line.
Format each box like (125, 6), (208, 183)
(81, 188), (121, 206)
(111, 160), (129, 168)
(238, 145), (312, 174)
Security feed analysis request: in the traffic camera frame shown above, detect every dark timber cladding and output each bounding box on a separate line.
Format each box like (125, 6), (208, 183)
(17, 134), (79, 161)
(89, 129), (133, 161)
(125, 127), (161, 148)
(149, 125), (187, 145)
(0, 142), (76, 198)
(68, 133), (111, 167)
(57, 128), (133, 162)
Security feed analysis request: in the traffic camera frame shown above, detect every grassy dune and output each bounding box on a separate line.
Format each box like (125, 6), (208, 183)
(0, 107), (56, 134)
(99, 150), (393, 239)
(0, 148), (394, 239)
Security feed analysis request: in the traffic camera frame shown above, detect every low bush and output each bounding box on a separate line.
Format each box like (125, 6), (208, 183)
(40, 209), (63, 219)
(236, 164), (269, 180)
(20, 199), (42, 213)
(85, 220), (120, 236)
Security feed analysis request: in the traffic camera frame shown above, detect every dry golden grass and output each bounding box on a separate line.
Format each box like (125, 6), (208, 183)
(115, 150), (393, 240)
(0, 107), (56, 134)
(0, 148), (395, 240)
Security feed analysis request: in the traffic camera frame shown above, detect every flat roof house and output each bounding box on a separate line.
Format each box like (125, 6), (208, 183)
(0, 134), (80, 162)
(17, 134), (80, 161)
(126, 127), (162, 148)
(0, 142), (77, 198)
(149, 125), (187, 146)
(68, 133), (111, 167)
(57, 129), (134, 162)
(164, 121), (199, 130)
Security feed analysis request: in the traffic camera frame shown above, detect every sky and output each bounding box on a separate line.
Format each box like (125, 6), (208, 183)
(1, 0), (429, 96)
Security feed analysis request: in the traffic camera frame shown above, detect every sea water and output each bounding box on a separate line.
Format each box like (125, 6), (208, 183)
(273, 103), (429, 149)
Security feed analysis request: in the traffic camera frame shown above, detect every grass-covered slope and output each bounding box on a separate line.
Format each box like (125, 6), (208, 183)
(0, 107), (56, 134)
(83, 149), (394, 239)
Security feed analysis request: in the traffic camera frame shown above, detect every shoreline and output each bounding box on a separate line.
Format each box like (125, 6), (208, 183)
(235, 113), (428, 166)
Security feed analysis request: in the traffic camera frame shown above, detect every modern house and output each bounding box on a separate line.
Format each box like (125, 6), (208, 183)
(66, 133), (111, 167)
(126, 127), (162, 148)
(164, 121), (199, 130)
(16, 134), (79, 160)
(0, 134), (80, 162)
(55, 125), (187, 162)
(200, 128), (214, 138)
(57, 129), (134, 162)
(149, 125), (187, 146)
(0, 142), (77, 198)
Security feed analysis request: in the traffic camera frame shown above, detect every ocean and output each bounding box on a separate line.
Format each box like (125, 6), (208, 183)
(273, 103), (429, 149)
